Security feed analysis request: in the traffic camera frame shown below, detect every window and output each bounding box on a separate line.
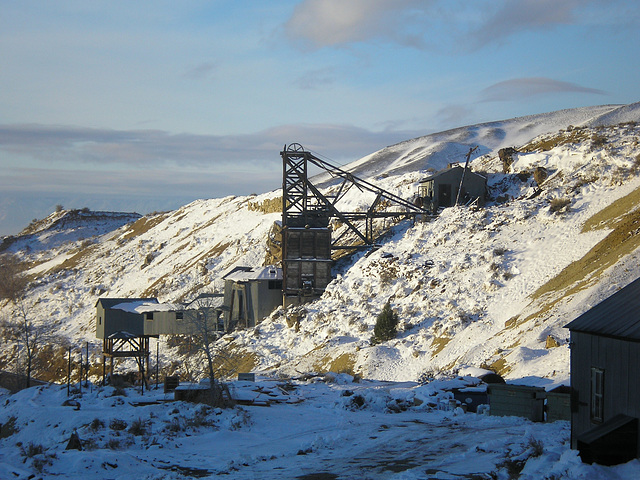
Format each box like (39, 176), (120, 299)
(268, 279), (283, 290)
(175, 311), (183, 320)
(591, 367), (604, 423)
(145, 312), (154, 321)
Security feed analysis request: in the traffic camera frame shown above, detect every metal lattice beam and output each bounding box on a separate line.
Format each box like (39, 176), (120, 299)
(281, 143), (429, 249)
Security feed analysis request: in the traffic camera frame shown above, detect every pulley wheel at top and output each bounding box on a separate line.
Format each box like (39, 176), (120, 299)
(286, 143), (305, 153)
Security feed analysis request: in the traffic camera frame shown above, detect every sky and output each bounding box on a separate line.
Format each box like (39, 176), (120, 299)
(1, 0), (639, 236)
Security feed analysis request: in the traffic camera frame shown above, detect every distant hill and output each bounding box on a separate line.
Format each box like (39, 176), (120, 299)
(1, 103), (640, 387)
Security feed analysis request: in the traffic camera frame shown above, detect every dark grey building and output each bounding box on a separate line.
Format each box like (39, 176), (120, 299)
(282, 227), (332, 306)
(222, 266), (283, 331)
(418, 166), (487, 213)
(565, 277), (640, 465)
(95, 298), (159, 339)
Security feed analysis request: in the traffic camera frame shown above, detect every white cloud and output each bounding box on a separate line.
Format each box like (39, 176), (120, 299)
(283, 0), (623, 53)
(480, 77), (606, 102)
(0, 123), (421, 169)
(284, 0), (432, 49)
(467, 0), (616, 48)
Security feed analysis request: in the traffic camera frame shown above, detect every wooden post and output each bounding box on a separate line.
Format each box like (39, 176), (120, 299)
(85, 342), (89, 388)
(67, 347), (71, 397)
(78, 351), (82, 395)
(455, 146), (478, 206)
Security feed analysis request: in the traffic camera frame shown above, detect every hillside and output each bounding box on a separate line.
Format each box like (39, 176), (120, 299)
(2, 103), (640, 387)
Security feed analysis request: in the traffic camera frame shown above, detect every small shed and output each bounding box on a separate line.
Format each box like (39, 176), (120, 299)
(95, 298), (158, 339)
(222, 266), (283, 331)
(565, 276), (640, 464)
(546, 385), (571, 422)
(488, 384), (546, 422)
(418, 165), (487, 213)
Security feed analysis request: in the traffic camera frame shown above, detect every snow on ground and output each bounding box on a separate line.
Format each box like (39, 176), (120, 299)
(2, 376), (639, 480)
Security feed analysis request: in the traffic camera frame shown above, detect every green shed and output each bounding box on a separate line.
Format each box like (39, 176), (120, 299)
(488, 384), (546, 422)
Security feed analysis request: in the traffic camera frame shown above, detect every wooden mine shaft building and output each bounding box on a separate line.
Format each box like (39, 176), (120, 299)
(95, 297), (158, 385)
(281, 144), (333, 306)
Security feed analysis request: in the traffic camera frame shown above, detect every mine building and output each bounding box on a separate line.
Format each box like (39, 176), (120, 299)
(280, 143), (428, 307)
(96, 295), (225, 383)
(565, 276), (640, 465)
(417, 165), (487, 213)
(95, 297), (160, 383)
(96, 297), (159, 339)
(222, 265), (283, 331)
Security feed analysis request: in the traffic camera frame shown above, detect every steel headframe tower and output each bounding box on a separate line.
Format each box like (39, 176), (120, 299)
(280, 143), (428, 305)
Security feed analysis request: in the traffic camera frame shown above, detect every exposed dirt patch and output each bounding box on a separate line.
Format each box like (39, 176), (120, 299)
(248, 197), (282, 214)
(430, 336), (451, 358)
(213, 343), (258, 379)
(121, 213), (170, 241)
(317, 353), (356, 376)
(581, 183), (640, 233)
(49, 244), (100, 274)
(520, 127), (591, 152)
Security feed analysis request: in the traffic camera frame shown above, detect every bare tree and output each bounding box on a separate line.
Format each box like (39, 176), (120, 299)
(0, 254), (28, 302)
(182, 295), (236, 407)
(1, 300), (57, 388)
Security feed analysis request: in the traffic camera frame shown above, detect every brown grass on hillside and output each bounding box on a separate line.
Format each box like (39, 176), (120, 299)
(505, 184), (640, 331)
(520, 127), (590, 153)
(121, 213), (170, 241)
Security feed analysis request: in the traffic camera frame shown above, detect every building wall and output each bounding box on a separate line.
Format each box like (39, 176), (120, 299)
(283, 228), (332, 299)
(419, 168), (486, 213)
(96, 302), (145, 338)
(570, 331), (640, 452)
(224, 279), (282, 331)
(96, 303), (107, 339)
(251, 280), (283, 326)
(144, 311), (186, 336)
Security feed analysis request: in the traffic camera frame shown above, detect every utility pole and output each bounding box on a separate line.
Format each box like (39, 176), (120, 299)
(455, 146), (479, 206)
(67, 347), (71, 397)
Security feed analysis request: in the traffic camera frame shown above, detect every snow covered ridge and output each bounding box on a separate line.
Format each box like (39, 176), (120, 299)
(0, 208), (141, 255)
(1, 104), (640, 387)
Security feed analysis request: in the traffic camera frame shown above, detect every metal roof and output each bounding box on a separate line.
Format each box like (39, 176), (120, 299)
(95, 297), (158, 309)
(420, 165), (487, 183)
(565, 276), (640, 341)
(222, 265), (282, 282)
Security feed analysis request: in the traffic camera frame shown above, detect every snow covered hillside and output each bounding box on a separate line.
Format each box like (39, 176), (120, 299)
(2, 103), (640, 388)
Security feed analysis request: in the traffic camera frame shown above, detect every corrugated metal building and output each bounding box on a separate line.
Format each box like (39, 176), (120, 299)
(95, 298), (159, 339)
(222, 266), (283, 331)
(97, 296), (224, 338)
(141, 296), (224, 336)
(418, 166), (487, 213)
(565, 277), (640, 465)
(282, 227), (332, 306)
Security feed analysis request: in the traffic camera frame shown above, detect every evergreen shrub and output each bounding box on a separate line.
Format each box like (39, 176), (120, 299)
(371, 302), (399, 345)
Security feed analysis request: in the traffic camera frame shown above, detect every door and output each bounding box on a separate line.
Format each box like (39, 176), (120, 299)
(438, 183), (452, 208)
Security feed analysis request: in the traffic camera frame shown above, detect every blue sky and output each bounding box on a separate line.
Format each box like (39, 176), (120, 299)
(1, 0), (638, 235)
